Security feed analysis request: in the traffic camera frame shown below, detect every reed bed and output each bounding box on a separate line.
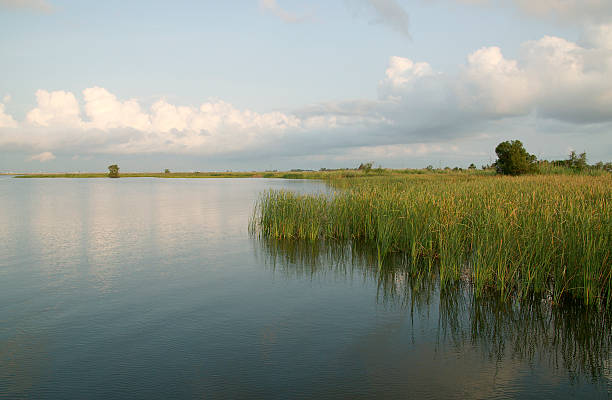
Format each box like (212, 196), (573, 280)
(251, 174), (612, 307)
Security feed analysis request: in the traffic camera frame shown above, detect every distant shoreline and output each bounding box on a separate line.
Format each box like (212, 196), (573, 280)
(7, 171), (342, 179)
(5, 166), (609, 179)
(3, 169), (468, 179)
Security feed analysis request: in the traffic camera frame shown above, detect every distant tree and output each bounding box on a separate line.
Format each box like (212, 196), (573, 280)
(108, 164), (119, 178)
(468, 163), (476, 170)
(426, 165), (434, 171)
(164, 169), (170, 174)
(494, 140), (537, 175)
(372, 165), (385, 174)
(594, 161), (612, 172)
(567, 151), (587, 171)
(358, 162), (373, 173)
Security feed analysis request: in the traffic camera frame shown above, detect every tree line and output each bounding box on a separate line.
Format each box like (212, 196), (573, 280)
(105, 141), (609, 178)
(493, 140), (611, 175)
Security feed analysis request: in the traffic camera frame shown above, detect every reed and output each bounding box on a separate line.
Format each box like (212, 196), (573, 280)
(251, 174), (612, 307)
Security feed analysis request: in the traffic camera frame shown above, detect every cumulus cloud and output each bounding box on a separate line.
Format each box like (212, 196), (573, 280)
(0, 29), (610, 163)
(27, 151), (55, 162)
(377, 32), (612, 123)
(381, 56), (434, 89)
(0, 103), (18, 128)
(259, 0), (310, 23)
(0, 0), (53, 13)
(83, 87), (151, 131)
(346, 0), (411, 38)
(26, 89), (81, 128)
(458, 46), (532, 116)
(522, 35), (612, 122)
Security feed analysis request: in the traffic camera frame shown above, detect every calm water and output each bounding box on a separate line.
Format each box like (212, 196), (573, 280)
(1, 176), (610, 399)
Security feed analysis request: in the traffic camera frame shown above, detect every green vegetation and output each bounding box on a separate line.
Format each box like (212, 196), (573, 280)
(12, 148), (609, 179)
(357, 162), (373, 173)
(494, 140), (537, 175)
(10, 146), (611, 308)
(251, 173), (612, 308)
(108, 164), (120, 178)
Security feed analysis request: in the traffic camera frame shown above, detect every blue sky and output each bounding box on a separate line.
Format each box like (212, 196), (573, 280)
(0, 0), (610, 172)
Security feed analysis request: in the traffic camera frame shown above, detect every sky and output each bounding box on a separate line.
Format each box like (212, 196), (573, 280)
(0, 0), (611, 172)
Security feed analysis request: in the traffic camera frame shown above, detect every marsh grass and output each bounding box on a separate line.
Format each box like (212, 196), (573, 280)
(251, 174), (612, 307)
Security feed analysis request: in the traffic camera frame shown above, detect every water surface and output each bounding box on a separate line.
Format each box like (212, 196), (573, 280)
(0, 177), (610, 399)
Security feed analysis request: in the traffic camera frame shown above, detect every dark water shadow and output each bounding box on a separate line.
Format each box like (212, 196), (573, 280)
(254, 238), (612, 385)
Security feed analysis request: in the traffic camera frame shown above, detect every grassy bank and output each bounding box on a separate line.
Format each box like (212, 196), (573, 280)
(251, 174), (612, 307)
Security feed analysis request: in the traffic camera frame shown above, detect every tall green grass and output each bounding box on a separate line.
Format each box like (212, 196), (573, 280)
(251, 174), (612, 307)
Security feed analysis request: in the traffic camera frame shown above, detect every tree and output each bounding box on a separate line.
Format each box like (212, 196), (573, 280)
(567, 151), (587, 171)
(358, 162), (373, 173)
(468, 163), (476, 170)
(164, 169), (170, 174)
(494, 140), (537, 175)
(108, 164), (119, 178)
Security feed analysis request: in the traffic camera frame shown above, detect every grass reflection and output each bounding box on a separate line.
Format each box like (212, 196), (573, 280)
(255, 238), (612, 384)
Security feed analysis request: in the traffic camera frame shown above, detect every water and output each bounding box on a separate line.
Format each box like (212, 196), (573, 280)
(1, 176), (610, 399)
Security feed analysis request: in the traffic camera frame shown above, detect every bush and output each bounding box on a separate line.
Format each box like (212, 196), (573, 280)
(358, 162), (373, 173)
(567, 151), (587, 172)
(108, 164), (119, 178)
(494, 140), (536, 175)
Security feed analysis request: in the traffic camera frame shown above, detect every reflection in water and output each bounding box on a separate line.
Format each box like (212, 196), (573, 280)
(0, 332), (50, 398)
(256, 238), (612, 385)
(2, 177), (610, 398)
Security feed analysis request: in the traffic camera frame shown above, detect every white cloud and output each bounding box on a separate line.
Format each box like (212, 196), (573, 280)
(0, 103), (18, 128)
(0, 27), (611, 162)
(377, 34), (612, 123)
(26, 89), (81, 128)
(458, 46), (532, 116)
(522, 35), (612, 122)
(83, 87), (151, 131)
(381, 56), (434, 89)
(0, 0), (53, 13)
(27, 151), (55, 162)
(259, 0), (310, 23)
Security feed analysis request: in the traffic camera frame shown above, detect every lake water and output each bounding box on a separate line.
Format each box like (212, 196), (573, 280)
(1, 176), (610, 399)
